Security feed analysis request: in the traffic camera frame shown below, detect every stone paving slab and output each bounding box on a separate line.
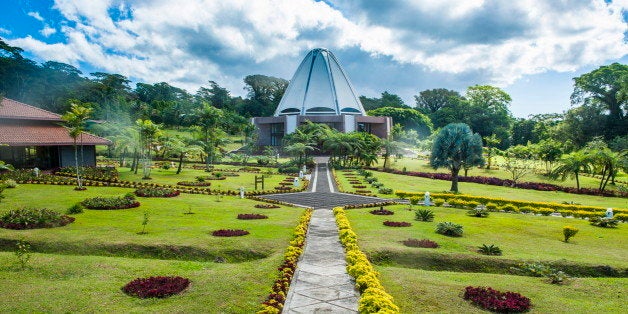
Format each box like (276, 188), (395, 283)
(262, 191), (385, 209)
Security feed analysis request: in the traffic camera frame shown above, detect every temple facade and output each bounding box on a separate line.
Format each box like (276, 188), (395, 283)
(253, 48), (391, 146)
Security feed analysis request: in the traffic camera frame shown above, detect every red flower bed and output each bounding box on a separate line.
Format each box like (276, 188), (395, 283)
(274, 186), (292, 191)
(176, 181), (211, 186)
(237, 213), (268, 220)
(369, 208), (394, 215)
(383, 221), (412, 227)
(352, 185), (367, 188)
(0, 208), (76, 230)
(211, 229), (250, 237)
(122, 276), (190, 298)
(355, 189), (372, 194)
(134, 187), (180, 197)
(463, 286), (531, 313)
(349, 180), (361, 184)
(255, 204), (280, 209)
(402, 238), (439, 248)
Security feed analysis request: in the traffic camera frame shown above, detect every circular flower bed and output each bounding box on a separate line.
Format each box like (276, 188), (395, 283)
(370, 208), (394, 215)
(134, 187), (180, 197)
(211, 229), (250, 237)
(255, 204), (280, 209)
(237, 213), (269, 220)
(402, 238), (438, 248)
(122, 276), (190, 298)
(0, 207), (75, 229)
(81, 194), (140, 210)
(383, 221), (412, 227)
(176, 181), (211, 187)
(463, 286), (531, 312)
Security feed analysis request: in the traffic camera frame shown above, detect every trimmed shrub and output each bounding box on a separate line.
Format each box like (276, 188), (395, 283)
(433, 198), (445, 207)
(0, 207), (75, 229)
(500, 204), (518, 212)
(436, 222), (463, 237)
(122, 276), (190, 298)
(563, 226), (579, 242)
(478, 244), (502, 256)
(383, 221), (411, 227)
(485, 202), (498, 211)
(402, 238), (439, 248)
(370, 208), (394, 215)
(254, 204), (280, 209)
(409, 196), (421, 206)
(211, 229), (249, 237)
(134, 187), (180, 198)
(82, 194), (140, 210)
(66, 203), (84, 214)
(378, 187), (393, 194)
(463, 286), (531, 313)
(415, 209), (435, 222)
(237, 213), (268, 220)
(519, 206), (534, 214)
(177, 181), (211, 186)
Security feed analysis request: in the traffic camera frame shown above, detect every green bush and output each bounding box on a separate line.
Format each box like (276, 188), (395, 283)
(371, 182), (384, 188)
(485, 202), (498, 211)
(563, 226), (579, 243)
(467, 208), (490, 218)
(365, 177), (378, 184)
(478, 244), (502, 256)
(378, 187), (393, 194)
(436, 222), (463, 237)
(415, 209), (435, 222)
(66, 203), (84, 214)
(433, 198), (445, 207)
(589, 217), (619, 228)
(3, 179), (17, 188)
(409, 196), (421, 206)
(0, 208), (75, 229)
(537, 207), (554, 216)
(519, 206), (534, 213)
(500, 204), (518, 212)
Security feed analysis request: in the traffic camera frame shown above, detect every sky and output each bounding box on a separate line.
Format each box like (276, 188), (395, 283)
(0, 0), (626, 118)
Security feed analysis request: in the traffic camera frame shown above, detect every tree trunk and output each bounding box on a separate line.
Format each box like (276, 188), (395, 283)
(450, 167), (460, 192)
(73, 140), (82, 189)
(177, 153), (184, 174)
(575, 171), (580, 190)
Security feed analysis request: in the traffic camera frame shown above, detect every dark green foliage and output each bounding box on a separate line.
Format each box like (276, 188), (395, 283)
(478, 244), (502, 256)
(589, 217), (619, 228)
(368, 106), (433, 137)
(467, 208), (490, 218)
(402, 238), (439, 248)
(81, 194), (140, 210)
(66, 203), (84, 214)
(435, 222), (463, 237)
(0, 208), (75, 229)
(415, 209), (435, 222)
(378, 187), (393, 194)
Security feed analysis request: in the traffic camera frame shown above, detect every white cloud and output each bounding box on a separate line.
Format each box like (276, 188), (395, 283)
(27, 11), (44, 22)
(0, 27), (11, 35)
(8, 0), (628, 95)
(40, 26), (56, 37)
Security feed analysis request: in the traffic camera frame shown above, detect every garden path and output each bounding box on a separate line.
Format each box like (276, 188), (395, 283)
(262, 157), (387, 313)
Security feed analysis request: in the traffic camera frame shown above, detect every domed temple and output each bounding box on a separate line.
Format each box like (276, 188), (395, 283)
(253, 48), (391, 146)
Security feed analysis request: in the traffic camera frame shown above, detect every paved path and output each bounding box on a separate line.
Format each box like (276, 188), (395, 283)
(270, 158), (386, 313)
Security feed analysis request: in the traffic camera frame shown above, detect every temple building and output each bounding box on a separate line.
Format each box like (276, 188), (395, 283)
(253, 48), (391, 146)
(0, 97), (111, 169)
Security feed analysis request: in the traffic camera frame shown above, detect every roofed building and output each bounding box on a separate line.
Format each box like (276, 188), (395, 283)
(253, 48), (391, 146)
(0, 97), (111, 169)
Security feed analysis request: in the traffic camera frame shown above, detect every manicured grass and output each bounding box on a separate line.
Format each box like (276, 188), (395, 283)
(0, 185), (303, 261)
(337, 170), (628, 209)
(378, 266), (627, 313)
(117, 166), (293, 192)
(0, 251), (280, 313)
(344, 204), (628, 267)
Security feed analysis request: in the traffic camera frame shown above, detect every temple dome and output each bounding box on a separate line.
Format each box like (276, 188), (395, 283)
(274, 48), (366, 116)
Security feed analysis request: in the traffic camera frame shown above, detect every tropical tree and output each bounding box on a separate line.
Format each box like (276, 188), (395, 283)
(136, 119), (161, 179)
(483, 134), (501, 170)
(501, 145), (535, 186)
(61, 103), (92, 190)
(551, 151), (592, 190)
(430, 123), (484, 192)
(381, 138), (402, 169)
(585, 140), (620, 191)
(533, 139), (564, 175)
(284, 142), (315, 167)
(193, 103), (224, 171)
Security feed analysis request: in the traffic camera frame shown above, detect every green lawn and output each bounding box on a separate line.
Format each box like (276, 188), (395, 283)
(336, 170), (628, 209)
(0, 185), (304, 261)
(0, 252), (280, 313)
(344, 204), (628, 268)
(378, 266), (627, 313)
(117, 166), (294, 192)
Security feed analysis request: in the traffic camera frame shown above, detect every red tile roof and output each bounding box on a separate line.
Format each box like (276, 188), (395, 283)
(0, 98), (63, 121)
(0, 121), (111, 146)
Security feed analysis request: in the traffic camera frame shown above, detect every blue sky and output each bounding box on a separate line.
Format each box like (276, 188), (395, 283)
(1, 0), (626, 118)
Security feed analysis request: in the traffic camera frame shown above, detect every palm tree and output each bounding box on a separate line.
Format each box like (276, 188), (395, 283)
(136, 119), (161, 179)
(61, 103), (92, 190)
(381, 138), (402, 169)
(193, 103), (224, 171)
(284, 143), (315, 167)
(551, 151), (592, 190)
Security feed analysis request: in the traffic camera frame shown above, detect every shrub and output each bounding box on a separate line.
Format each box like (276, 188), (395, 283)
(378, 187), (393, 194)
(278, 166), (299, 174)
(211, 229), (249, 237)
(513, 262), (552, 277)
(463, 286), (531, 313)
(237, 213), (268, 220)
(81, 195), (140, 210)
(370, 208), (394, 215)
(537, 207), (554, 216)
(365, 177), (378, 183)
(547, 270), (569, 285)
(563, 226), (579, 243)
(383, 221), (411, 227)
(436, 222), (463, 237)
(485, 202), (498, 211)
(615, 213), (628, 222)
(433, 198), (445, 207)
(3, 179), (17, 188)
(177, 181), (211, 186)
(66, 203), (84, 214)
(402, 238), (438, 248)
(372, 182), (384, 188)
(415, 209), (435, 222)
(519, 206), (534, 214)
(467, 208), (490, 218)
(14, 239), (31, 270)
(478, 244), (502, 256)
(0, 207), (75, 229)
(134, 187), (180, 198)
(122, 276), (190, 298)
(254, 204), (280, 209)
(500, 204), (518, 212)
(589, 217), (619, 228)
(409, 196), (421, 206)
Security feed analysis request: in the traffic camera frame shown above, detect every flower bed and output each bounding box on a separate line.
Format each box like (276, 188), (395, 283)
(254, 204), (281, 209)
(352, 185), (367, 189)
(0, 207), (75, 229)
(274, 186), (292, 191)
(211, 229), (249, 237)
(355, 189), (372, 194)
(402, 238), (439, 248)
(122, 276), (190, 298)
(237, 213), (268, 220)
(383, 221), (412, 227)
(194, 175), (226, 181)
(260, 209), (312, 313)
(81, 194), (140, 210)
(176, 181), (211, 186)
(463, 286), (531, 312)
(134, 187), (180, 197)
(53, 166), (119, 182)
(369, 208), (394, 215)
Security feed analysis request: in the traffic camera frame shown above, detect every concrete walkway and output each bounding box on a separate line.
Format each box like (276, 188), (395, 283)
(282, 159), (366, 313)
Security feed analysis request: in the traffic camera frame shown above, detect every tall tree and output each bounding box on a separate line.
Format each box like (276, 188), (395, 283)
(135, 119), (161, 179)
(240, 74), (288, 117)
(61, 103), (93, 190)
(193, 103), (224, 171)
(551, 151), (592, 190)
(430, 123), (484, 192)
(415, 88), (462, 114)
(465, 85), (513, 149)
(368, 107), (433, 137)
